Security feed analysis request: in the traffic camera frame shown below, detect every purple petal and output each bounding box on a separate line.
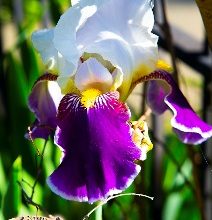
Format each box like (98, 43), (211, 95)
(25, 120), (54, 140)
(26, 74), (62, 139)
(47, 92), (141, 203)
(146, 70), (212, 145)
(147, 80), (169, 114)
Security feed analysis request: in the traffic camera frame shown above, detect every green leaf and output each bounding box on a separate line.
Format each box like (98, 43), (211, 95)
(5, 52), (28, 106)
(0, 156), (7, 189)
(19, 36), (40, 85)
(162, 192), (183, 220)
(22, 170), (43, 205)
(175, 159), (192, 186)
(0, 155), (7, 211)
(22, 0), (43, 30)
(2, 157), (22, 219)
(49, 0), (70, 24)
(4, 52), (37, 175)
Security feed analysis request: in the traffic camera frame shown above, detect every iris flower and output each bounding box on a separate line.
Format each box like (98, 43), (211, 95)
(27, 0), (212, 203)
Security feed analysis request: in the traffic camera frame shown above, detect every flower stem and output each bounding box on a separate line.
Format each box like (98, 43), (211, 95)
(95, 203), (103, 220)
(83, 193), (153, 220)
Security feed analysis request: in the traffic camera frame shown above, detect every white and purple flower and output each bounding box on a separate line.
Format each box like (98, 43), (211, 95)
(27, 0), (212, 203)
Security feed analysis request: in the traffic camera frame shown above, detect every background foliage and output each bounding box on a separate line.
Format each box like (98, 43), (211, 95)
(0, 0), (209, 219)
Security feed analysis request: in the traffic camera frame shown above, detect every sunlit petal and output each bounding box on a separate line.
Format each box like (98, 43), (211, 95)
(54, 0), (106, 73)
(31, 29), (74, 76)
(146, 70), (212, 144)
(74, 58), (113, 92)
(48, 92), (141, 203)
(32, 29), (57, 71)
(77, 0), (158, 99)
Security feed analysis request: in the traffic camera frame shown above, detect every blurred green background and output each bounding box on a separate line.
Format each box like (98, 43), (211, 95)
(0, 0), (208, 219)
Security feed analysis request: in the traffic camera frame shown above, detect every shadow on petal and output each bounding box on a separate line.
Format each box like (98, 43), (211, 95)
(26, 74), (62, 139)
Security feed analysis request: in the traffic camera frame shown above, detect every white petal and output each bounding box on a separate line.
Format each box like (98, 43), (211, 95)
(32, 0), (106, 78)
(32, 29), (57, 71)
(71, 0), (79, 6)
(75, 58), (113, 92)
(111, 69), (123, 91)
(31, 29), (75, 76)
(48, 81), (63, 108)
(57, 52), (76, 76)
(54, 0), (107, 70)
(77, 0), (158, 99)
(71, 0), (105, 7)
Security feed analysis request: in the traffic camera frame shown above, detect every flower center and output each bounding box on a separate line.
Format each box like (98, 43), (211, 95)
(81, 88), (102, 108)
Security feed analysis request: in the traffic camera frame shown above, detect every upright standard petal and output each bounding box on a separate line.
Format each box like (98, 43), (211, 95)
(71, 0), (79, 6)
(53, 0), (106, 72)
(47, 91), (141, 203)
(146, 70), (212, 144)
(76, 0), (158, 99)
(52, 0), (107, 90)
(26, 74), (62, 139)
(32, 0), (106, 79)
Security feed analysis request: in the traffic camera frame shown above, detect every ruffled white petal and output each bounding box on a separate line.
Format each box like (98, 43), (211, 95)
(76, 0), (158, 99)
(71, 0), (105, 7)
(32, 0), (158, 99)
(31, 29), (58, 71)
(32, 0), (106, 77)
(75, 58), (113, 92)
(53, 0), (107, 71)
(71, 0), (79, 6)
(31, 29), (75, 76)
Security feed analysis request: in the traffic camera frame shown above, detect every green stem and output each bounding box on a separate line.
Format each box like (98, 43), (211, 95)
(95, 203), (103, 220)
(83, 193), (153, 220)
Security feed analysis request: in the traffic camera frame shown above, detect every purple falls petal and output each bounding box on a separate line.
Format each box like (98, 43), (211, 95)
(147, 80), (169, 114)
(26, 119), (55, 140)
(47, 92), (141, 203)
(146, 70), (212, 145)
(26, 74), (62, 139)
